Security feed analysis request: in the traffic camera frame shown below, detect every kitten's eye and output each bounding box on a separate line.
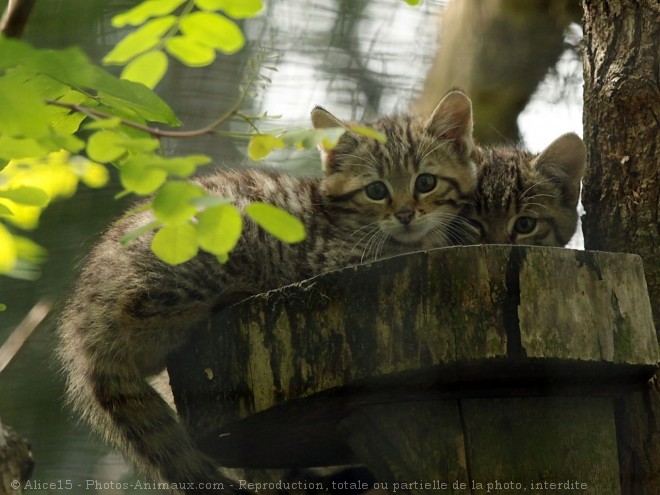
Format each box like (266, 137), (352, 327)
(514, 216), (537, 234)
(365, 181), (389, 200)
(415, 173), (437, 193)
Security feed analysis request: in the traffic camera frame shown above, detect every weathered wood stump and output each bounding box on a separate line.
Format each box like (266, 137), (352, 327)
(168, 245), (659, 494)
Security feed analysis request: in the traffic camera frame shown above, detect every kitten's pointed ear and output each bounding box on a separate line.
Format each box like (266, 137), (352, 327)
(533, 133), (587, 207)
(311, 106), (349, 173)
(425, 90), (476, 160)
(311, 106), (346, 131)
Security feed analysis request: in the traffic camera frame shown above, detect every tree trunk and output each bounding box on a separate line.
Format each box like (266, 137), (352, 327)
(413, 0), (580, 143)
(581, 2), (660, 494)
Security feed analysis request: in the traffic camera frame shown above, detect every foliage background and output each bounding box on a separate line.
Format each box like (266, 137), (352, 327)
(0, 0), (583, 490)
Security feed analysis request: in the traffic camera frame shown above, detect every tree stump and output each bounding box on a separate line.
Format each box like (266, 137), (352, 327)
(168, 245), (659, 494)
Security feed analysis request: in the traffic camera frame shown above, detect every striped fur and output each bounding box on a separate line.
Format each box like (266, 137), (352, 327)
(461, 133), (586, 246)
(57, 91), (476, 494)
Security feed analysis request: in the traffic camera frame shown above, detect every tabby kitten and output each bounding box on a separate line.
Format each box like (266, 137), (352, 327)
(462, 133), (586, 246)
(57, 90), (477, 495)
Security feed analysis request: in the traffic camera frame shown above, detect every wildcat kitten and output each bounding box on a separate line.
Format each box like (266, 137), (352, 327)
(462, 133), (586, 246)
(57, 90), (477, 495)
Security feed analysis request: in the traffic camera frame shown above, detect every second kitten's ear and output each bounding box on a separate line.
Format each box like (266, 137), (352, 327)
(425, 90), (476, 160)
(533, 133), (587, 207)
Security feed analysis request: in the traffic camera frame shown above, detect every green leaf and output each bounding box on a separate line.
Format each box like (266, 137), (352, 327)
(47, 102), (88, 135)
(348, 124), (387, 143)
(0, 78), (50, 139)
(195, 0), (264, 18)
(278, 128), (346, 151)
(196, 204), (242, 255)
(152, 182), (205, 224)
(248, 134), (285, 160)
(14, 236), (47, 264)
(189, 195), (232, 208)
(180, 12), (245, 54)
(151, 223), (198, 265)
(165, 35), (216, 67)
(0, 304), (6, 311)
(120, 219), (161, 245)
(245, 202), (306, 244)
(0, 37), (37, 70)
(0, 204), (13, 217)
(83, 118), (123, 130)
(0, 223), (17, 273)
(0, 136), (50, 160)
(121, 50), (169, 89)
(152, 155), (211, 177)
(31, 47), (98, 90)
(403, 0), (421, 4)
(120, 157), (168, 194)
(47, 133), (86, 153)
(87, 131), (127, 163)
(0, 187), (50, 207)
(104, 16), (176, 65)
(112, 0), (187, 27)
(92, 66), (179, 125)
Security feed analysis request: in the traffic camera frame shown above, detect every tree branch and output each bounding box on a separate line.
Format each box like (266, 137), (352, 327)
(0, 0), (37, 38)
(45, 99), (243, 139)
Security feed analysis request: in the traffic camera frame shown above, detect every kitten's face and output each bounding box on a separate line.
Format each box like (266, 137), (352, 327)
(464, 134), (586, 247)
(312, 91), (477, 252)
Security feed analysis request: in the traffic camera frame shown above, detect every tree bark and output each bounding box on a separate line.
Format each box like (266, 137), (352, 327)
(581, 2), (660, 494)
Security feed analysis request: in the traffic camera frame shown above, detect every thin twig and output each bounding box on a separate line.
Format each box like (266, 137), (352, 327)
(0, 0), (36, 38)
(0, 299), (52, 374)
(45, 99), (242, 138)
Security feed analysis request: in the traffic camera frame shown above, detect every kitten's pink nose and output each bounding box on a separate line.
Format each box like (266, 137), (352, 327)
(395, 207), (414, 225)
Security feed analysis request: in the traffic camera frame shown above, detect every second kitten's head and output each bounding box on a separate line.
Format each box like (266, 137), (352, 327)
(464, 133), (586, 246)
(312, 90), (477, 250)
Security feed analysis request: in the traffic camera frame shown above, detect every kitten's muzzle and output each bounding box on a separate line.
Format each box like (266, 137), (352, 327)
(395, 207), (414, 225)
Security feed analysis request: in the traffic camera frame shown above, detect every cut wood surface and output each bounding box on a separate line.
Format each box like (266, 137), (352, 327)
(168, 245), (658, 473)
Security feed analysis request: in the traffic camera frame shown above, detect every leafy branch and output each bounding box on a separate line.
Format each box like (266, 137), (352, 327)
(0, 0), (401, 300)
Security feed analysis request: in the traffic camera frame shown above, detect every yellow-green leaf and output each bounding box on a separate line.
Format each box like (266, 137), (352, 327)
(248, 135), (285, 161)
(0, 223), (17, 273)
(112, 0), (187, 27)
(120, 219), (160, 245)
(0, 136), (50, 160)
(0, 187), (49, 207)
(87, 131), (127, 163)
(120, 157), (168, 194)
(404, 0), (421, 4)
(245, 202), (306, 244)
(196, 204), (242, 255)
(152, 155), (211, 177)
(83, 118), (123, 130)
(121, 50), (168, 89)
(195, 0), (263, 18)
(348, 124), (387, 143)
(104, 16), (177, 65)
(73, 160), (110, 188)
(151, 223), (198, 265)
(14, 236), (47, 264)
(165, 35), (216, 67)
(152, 181), (205, 224)
(180, 12), (245, 54)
